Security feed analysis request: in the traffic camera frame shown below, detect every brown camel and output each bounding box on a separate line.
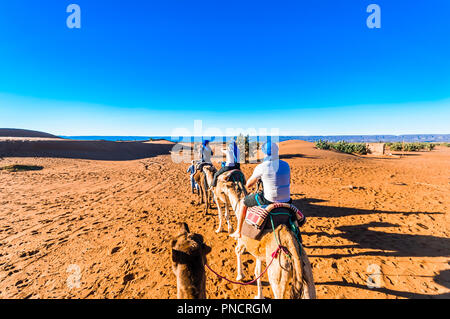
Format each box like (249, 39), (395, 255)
(170, 222), (211, 299)
(193, 165), (216, 214)
(235, 225), (316, 299)
(211, 171), (246, 233)
(212, 177), (316, 298)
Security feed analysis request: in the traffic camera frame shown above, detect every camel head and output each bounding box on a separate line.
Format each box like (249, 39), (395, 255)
(170, 222), (211, 299)
(202, 165), (217, 179)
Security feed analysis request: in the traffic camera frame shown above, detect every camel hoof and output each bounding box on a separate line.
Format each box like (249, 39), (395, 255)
(254, 295), (264, 299)
(215, 228), (222, 233)
(236, 274), (243, 281)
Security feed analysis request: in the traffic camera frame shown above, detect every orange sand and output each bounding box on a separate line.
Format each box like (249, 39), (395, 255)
(0, 139), (449, 299)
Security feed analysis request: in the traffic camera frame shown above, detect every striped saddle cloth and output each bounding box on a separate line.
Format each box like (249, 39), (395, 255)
(242, 203), (306, 240)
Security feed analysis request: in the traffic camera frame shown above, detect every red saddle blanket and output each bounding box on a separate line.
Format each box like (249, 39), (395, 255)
(242, 203), (305, 240)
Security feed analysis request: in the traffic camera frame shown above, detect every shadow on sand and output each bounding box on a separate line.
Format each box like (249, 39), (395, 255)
(292, 198), (447, 259)
(0, 139), (174, 161)
(303, 221), (449, 258)
(317, 272), (450, 299)
(292, 197), (443, 218)
(279, 154), (319, 159)
(293, 198), (449, 298)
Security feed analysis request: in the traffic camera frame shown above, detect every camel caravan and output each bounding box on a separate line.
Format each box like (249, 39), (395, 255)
(172, 138), (316, 299)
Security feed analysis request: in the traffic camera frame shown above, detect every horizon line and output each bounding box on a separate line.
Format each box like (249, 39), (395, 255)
(60, 133), (450, 137)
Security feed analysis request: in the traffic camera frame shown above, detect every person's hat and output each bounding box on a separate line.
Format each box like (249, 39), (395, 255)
(261, 142), (278, 157)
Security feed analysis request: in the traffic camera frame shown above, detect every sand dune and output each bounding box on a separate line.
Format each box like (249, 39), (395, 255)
(0, 129), (62, 139)
(0, 138), (449, 299)
(0, 139), (175, 161)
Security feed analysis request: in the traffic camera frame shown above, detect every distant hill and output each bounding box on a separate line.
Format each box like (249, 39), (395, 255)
(0, 129), (62, 139)
(279, 134), (450, 143)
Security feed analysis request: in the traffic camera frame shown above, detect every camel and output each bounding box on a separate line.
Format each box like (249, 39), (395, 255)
(170, 222), (211, 299)
(193, 164), (216, 214)
(235, 225), (316, 299)
(211, 171), (246, 234)
(212, 176), (316, 298)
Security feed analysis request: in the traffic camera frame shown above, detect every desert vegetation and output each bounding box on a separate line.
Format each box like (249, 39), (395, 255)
(315, 140), (369, 155)
(235, 134), (260, 163)
(0, 165), (43, 172)
(386, 142), (436, 152)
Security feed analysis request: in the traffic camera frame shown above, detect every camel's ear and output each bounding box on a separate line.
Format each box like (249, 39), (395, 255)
(191, 233), (204, 244)
(202, 243), (212, 255)
(174, 222), (190, 237)
(171, 238), (178, 248)
(181, 222), (190, 233)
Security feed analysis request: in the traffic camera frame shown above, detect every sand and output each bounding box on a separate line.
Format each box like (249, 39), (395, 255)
(0, 129), (62, 139)
(0, 138), (449, 299)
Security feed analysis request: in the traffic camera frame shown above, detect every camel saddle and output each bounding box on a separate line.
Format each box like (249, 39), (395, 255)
(242, 202), (306, 240)
(219, 169), (246, 185)
(195, 162), (214, 172)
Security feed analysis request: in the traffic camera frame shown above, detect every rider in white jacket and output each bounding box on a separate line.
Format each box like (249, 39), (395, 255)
(230, 142), (291, 238)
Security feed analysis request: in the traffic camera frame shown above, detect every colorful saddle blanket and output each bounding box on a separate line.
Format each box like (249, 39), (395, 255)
(242, 203), (306, 240)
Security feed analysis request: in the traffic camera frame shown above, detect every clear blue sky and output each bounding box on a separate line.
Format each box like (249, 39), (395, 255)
(0, 1), (449, 136)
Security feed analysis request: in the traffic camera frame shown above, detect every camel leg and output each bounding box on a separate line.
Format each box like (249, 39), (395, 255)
(235, 240), (246, 281)
(198, 184), (204, 205)
(224, 199), (233, 233)
(203, 187), (209, 214)
(300, 247), (317, 299)
(254, 259), (264, 299)
(214, 194), (224, 233)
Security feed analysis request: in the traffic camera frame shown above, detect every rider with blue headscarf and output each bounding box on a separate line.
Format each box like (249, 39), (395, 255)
(230, 141), (291, 238)
(211, 137), (240, 188)
(199, 140), (213, 164)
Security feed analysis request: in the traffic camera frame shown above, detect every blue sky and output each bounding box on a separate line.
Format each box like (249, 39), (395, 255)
(0, 0), (449, 136)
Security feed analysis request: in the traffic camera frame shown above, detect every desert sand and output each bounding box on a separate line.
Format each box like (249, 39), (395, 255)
(0, 137), (449, 299)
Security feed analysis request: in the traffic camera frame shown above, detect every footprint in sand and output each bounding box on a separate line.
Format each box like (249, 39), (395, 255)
(122, 273), (135, 285)
(110, 246), (121, 255)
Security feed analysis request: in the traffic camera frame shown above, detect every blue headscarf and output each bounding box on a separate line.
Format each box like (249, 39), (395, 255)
(261, 139), (278, 162)
(228, 138), (238, 163)
(201, 140), (210, 161)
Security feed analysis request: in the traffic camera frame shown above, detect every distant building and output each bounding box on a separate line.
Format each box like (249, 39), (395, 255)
(366, 143), (385, 155)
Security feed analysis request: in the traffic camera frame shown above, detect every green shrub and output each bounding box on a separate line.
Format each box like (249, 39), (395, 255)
(0, 165), (43, 172)
(315, 139), (331, 150)
(386, 142), (403, 151)
(235, 134), (259, 163)
(315, 140), (368, 155)
(387, 142), (435, 152)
